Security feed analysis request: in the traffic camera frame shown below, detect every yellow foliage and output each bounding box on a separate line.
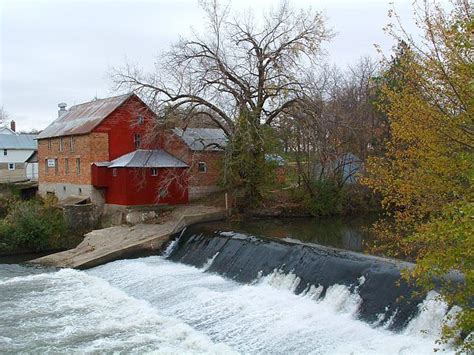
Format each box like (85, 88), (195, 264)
(362, 1), (473, 351)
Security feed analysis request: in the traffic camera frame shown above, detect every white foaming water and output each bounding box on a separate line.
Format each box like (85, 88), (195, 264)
(162, 227), (186, 258)
(1, 257), (457, 354)
(162, 238), (179, 258)
(90, 257), (455, 354)
(404, 291), (450, 338)
(0, 268), (234, 354)
(202, 252), (220, 271)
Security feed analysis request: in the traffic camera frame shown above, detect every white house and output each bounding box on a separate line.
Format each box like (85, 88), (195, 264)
(0, 121), (38, 182)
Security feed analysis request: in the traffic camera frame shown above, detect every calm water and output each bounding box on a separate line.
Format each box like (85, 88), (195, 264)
(188, 215), (378, 253)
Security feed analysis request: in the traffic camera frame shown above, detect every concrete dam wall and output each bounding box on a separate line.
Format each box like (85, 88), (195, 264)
(167, 225), (426, 331)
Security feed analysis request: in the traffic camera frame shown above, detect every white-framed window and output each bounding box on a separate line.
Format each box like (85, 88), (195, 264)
(59, 137), (64, 152)
(65, 158), (69, 175)
(134, 133), (141, 149)
(54, 159), (59, 175)
(45, 159), (49, 174)
(137, 116), (144, 125)
(3, 149), (7, 156)
(8, 163), (15, 171)
(198, 162), (207, 173)
(70, 136), (75, 152)
(76, 158), (81, 175)
(48, 138), (52, 150)
(112, 168), (118, 177)
(151, 168), (158, 176)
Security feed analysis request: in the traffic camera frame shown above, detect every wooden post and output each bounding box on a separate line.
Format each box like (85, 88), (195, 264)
(225, 192), (229, 216)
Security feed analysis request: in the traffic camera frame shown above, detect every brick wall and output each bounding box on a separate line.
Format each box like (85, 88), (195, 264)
(159, 130), (224, 198)
(38, 133), (109, 186)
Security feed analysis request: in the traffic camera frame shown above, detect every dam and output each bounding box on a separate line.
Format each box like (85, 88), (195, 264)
(0, 220), (459, 354)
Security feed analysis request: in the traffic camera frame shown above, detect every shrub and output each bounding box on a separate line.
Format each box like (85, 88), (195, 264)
(0, 199), (66, 253)
(299, 179), (345, 217)
(293, 180), (380, 217)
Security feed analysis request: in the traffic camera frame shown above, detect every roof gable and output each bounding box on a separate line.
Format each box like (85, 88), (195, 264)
(37, 93), (135, 139)
(0, 126), (17, 135)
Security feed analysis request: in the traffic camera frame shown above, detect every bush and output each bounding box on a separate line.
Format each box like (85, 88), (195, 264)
(305, 180), (344, 217)
(0, 199), (66, 253)
(293, 180), (380, 217)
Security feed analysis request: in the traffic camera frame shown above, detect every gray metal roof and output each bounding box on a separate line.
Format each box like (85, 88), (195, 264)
(37, 93), (133, 139)
(107, 149), (188, 168)
(0, 134), (37, 150)
(173, 128), (227, 151)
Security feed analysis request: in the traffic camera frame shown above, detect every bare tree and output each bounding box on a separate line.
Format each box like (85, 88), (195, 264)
(0, 106), (9, 125)
(112, 0), (332, 202)
(280, 57), (387, 196)
(112, 0), (332, 135)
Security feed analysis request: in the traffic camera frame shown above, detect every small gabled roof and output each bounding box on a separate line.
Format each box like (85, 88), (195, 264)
(173, 128), (227, 151)
(37, 93), (134, 139)
(107, 149), (188, 169)
(0, 134), (37, 150)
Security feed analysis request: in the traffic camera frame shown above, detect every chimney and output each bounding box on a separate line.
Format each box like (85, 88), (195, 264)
(58, 103), (67, 117)
(10, 120), (16, 132)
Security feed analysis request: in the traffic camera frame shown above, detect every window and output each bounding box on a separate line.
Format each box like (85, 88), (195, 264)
(65, 158), (69, 175)
(137, 116), (144, 125)
(198, 162), (207, 173)
(112, 168), (118, 177)
(59, 138), (64, 152)
(45, 159), (49, 174)
(48, 138), (52, 150)
(3, 149), (7, 156)
(134, 133), (141, 149)
(151, 168), (158, 176)
(70, 136), (75, 152)
(54, 159), (58, 175)
(8, 163), (15, 171)
(76, 158), (81, 175)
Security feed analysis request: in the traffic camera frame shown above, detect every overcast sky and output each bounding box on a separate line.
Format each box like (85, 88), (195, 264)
(0, 0), (432, 132)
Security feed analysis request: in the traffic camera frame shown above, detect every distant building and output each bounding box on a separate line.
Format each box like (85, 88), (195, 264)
(0, 121), (38, 182)
(313, 153), (362, 185)
(37, 93), (226, 206)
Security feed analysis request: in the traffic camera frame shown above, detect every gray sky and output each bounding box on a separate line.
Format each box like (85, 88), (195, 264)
(0, 0), (426, 132)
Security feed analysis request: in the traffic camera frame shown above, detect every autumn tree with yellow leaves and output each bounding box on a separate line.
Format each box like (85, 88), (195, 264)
(362, 0), (472, 350)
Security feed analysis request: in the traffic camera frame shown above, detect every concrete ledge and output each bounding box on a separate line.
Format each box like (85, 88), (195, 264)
(31, 206), (226, 269)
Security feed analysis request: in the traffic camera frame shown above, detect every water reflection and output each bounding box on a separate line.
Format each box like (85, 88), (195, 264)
(193, 215), (378, 253)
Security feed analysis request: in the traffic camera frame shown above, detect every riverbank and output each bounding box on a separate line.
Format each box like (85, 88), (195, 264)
(31, 205), (226, 269)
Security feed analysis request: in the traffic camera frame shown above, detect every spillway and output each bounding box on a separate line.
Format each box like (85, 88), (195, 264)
(0, 225), (459, 354)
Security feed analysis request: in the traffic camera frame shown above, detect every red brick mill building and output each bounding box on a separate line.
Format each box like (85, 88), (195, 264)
(37, 93), (227, 206)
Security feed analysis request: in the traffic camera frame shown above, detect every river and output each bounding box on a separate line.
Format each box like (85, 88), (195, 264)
(0, 219), (458, 354)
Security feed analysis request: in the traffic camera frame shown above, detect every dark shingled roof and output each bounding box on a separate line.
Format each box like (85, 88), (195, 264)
(37, 93), (133, 139)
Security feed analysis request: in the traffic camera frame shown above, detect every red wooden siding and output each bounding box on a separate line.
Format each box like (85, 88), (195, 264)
(93, 165), (188, 205)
